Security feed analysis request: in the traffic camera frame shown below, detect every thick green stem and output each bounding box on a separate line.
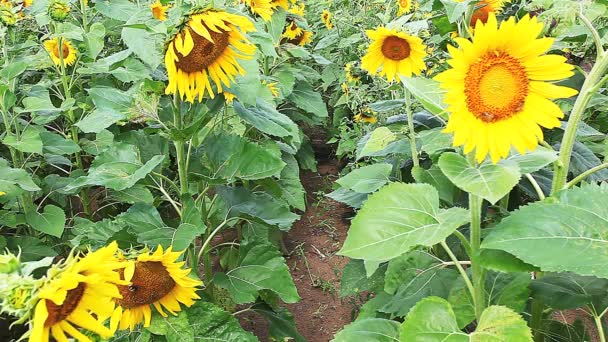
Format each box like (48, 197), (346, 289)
(1, 110), (33, 215)
(564, 162), (608, 189)
(466, 153), (485, 320)
(531, 296), (545, 342)
(173, 97), (189, 195)
(404, 88), (419, 167)
(595, 312), (607, 342)
(552, 51), (608, 193)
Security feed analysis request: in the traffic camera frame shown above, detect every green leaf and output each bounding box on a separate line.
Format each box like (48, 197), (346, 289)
(383, 250), (439, 295)
(448, 272), (531, 328)
(287, 82), (329, 118)
(417, 128), (453, 156)
(0, 61), (28, 80)
(89, 86), (133, 112)
(333, 318), (400, 342)
(25, 205), (65, 237)
(3, 128), (43, 154)
(400, 297), (533, 341)
(251, 303), (306, 342)
(401, 77), (446, 117)
(75, 108), (126, 134)
(369, 99), (406, 112)
(121, 12), (163, 68)
(382, 267), (458, 317)
(530, 272), (608, 311)
(277, 153), (306, 210)
(173, 199), (206, 251)
(439, 152), (521, 204)
(336, 164), (393, 194)
(340, 259), (387, 297)
(0, 159), (41, 193)
(71, 217), (130, 249)
(217, 186), (299, 230)
(483, 184), (608, 278)
(439, 0), (475, 23)
(356, 127), (398, 160)
(186, 301), (258, 341)
(120, 203), (178, 248)
(204, 134), (286, 181)
(6, 236), (57, 262)
(95, 0), (139, 21)
(478, 249), (540, 273)
(147, 311), (194, 341)
(66, 143), (164, 191)
(412, 165), (458, 205)
(109, 184), (154, 204)
(339, 183), (469, 262)
(502, 147), (558, 174)
(40, 132), (81, 155)
(214, 240), (300, 304)
(86, 22), (106, 59)
(233, 99), (300, 149)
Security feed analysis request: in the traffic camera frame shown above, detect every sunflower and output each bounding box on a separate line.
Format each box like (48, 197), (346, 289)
(24, 0), (32, 7)
(263, 80), (279, 97)
(29, 242), (127, 342)
(164, 9), (256, 102)
(456, 0), (510, 27)
(397, 0), (412, 15)
(150, 1), (169, 21)
(287, 2), (304, 16)
(354, 108), (378, 124)
(435, 14), (577, 163)
(270, 0), (288, 10)
(361, 27), (427, 82)
(111, 246), (202, 331)
(341, 82), (349, 96)
(223, 92), (236, 103)
(345, 62), (360, 83)
(243, 0), (273, 21)
(43, 37), (77, 66)
(282, 21), (303, 39)
(321, 9), (333, 30)
(283, 28), (312, 46)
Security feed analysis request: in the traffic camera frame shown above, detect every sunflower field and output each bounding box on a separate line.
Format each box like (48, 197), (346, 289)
(1, 0), (608, 340)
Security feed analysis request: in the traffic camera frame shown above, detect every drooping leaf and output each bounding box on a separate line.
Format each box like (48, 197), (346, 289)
(340, 259), (387, 297)
(40, 132), (81, 155)
(214, 240), (299, 304)
(439, 152), (521, 204)
(482, 184), (608, 279)
(0, 159), (41, 193)
(3, 128), (43, 154)
(147, 311), (194, 341)
(25, 205), (65, 237)
(288, 82), (329, 119)
(401, 77), (446, 117)
(339, 183), (469, 262)
(530, 272), (608, 311)
(251, 303), (306, 342)
(186, 301), (258, 341)
(233, 99), (300, 149)
(336, 164), (393, 194)
(383, 250), (440, 295)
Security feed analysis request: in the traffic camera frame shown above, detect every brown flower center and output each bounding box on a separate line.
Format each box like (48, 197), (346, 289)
(45, 283), (86, 327)
(53, 42), (70, 59)
(174, 27), (230, 73)
(116, 261), (176, 309)
(381, 36), (411, 61)
(464, 52), (529, 123)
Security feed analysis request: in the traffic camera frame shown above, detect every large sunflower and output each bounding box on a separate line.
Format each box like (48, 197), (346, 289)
(111, 246), (202, 331)
(164, 9), (256, 102)
(435, 14), (577, 163)
(43, 37), (77, 66)
(243, 0), (273, 21)
(361, 27), (427, 82)
(29, 242), (127, 342)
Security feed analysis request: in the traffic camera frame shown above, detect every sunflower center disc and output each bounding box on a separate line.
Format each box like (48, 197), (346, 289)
(45, 282), (86, 326)
(174, 27), (230, 73)
(53, 43), (70, 59)
(381, 36), (411, 61)
(399, 0), (408, 7)
(117, 261), (176, 308)
(464, 52), (528, 123)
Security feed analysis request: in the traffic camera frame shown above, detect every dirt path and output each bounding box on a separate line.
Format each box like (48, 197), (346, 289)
(240, 132), (356, 341)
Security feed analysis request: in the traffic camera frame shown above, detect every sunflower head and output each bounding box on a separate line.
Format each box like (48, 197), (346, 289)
(0, 4), (17, 27)
(0, 273), (38, 325)
(361, 27), (427, 82)
(281, 22), (312, 46)
(29, 242), (128, 342)
(243, 0), (274, 21)
(345, 62), (361, 83)
(468, 0), (510, 27)
(321, 9), (333, 29)
(150, 1), (170, 21)
(23, 0), (32, 7)
(397, 0), (412, 15)
(48, 0), (70, 21)
(282, 21), (302, 39)
(270, 0), (288, 10)
(354, 107), (377, 124)
(43, 37), (77, 66)
(287, 2), (304, 16)
(435, 13), (577, 163)
(112, 245), (202, 331)
(164, 9), (256, 102)
(341, 82), (349, 96)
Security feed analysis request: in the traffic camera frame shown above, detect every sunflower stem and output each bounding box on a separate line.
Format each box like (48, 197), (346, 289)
(440, 241), (475, 306)
(552, 52), (608, 194)
(173, 96), (189, 196)
(531, 296), (546, 342)
(577, 11), (604, 59)
(595, 311), (607, 342)
(404, 88), (419, 167)
(564, 162), (608, 189)
(466, 154), (485, 321)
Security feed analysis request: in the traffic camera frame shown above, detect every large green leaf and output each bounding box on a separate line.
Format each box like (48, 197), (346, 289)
(3, 128), (42, 154)
(204, 134), (286, 181)
(214, 240), (299, 304)
(340, 259), (387, 297)
(338, 183), (469, 262)
(333, 318), (400, 342)
(277, 153), (306, 210)
(147, 311), (194, 341)
(66, 143), (164, 191)
(530, 272), (608, 311)
(121, 11), (163, 68)
(401, 77), (446, 117)
(383, 250), (439, 295)
(0, 159), (41, 193)
(186, 302), (258, 341)
(400, 297), (532, 341)
(217, 186), (299, 230)
(25, 205), (65, 237)
(251, 303), (306, 342)
(439, 152), (521, 204)
(412, 165), (458, 205)
(482, 184), (608, 278)
(287, 82), (328, 118)
(336, 164), (393, 194)
(40, 132), (81, 155)
(233, 99), (300, 149)
(75, 108), (125, 133)
(356, 127), (397, 160)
